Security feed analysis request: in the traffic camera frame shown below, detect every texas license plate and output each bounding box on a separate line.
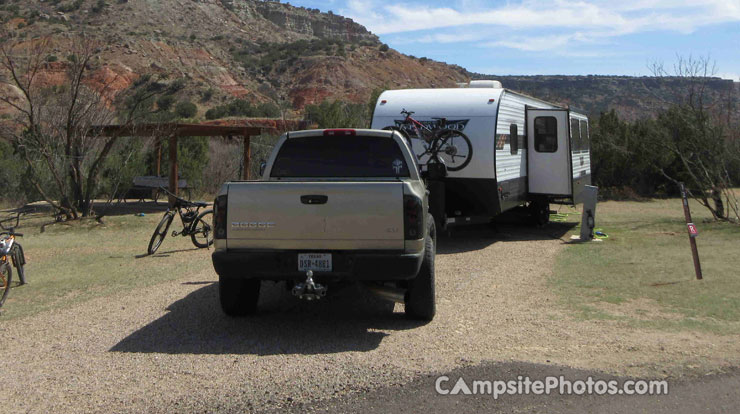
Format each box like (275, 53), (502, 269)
(298, 253), (332, 272)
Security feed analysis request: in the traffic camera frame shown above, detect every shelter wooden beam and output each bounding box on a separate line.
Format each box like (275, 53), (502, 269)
(92, 123), (262, 138)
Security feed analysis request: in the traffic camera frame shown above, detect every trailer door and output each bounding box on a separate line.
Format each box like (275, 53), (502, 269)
(526, 109), (572, 196)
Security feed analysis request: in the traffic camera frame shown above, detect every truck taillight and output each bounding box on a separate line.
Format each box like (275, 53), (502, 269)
(214, 194), (227, 239)
(404, 195), (424, 240)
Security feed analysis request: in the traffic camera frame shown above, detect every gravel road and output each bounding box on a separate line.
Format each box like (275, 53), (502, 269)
(1, 222), (738, 413)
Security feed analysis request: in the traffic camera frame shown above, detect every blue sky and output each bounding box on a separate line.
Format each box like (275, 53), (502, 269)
(287, 0), (740, 80)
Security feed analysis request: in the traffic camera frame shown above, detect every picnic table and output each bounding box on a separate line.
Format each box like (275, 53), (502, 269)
(119, 176), (191, 203)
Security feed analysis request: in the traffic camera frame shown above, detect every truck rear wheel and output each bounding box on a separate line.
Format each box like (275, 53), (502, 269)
(405, 218), (436, 321)
(219, 276), (261, 316)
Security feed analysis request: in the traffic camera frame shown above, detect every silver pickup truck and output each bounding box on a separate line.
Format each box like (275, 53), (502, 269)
(211, 129), (436, 320)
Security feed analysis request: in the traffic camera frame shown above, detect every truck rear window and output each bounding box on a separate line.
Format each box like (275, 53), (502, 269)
(270, 136), (410, 178)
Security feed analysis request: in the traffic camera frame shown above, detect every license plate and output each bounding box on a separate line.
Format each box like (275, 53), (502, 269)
(298, 253), (332, 272)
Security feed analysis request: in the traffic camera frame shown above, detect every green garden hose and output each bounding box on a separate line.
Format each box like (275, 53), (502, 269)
(550, 212), (578, 222)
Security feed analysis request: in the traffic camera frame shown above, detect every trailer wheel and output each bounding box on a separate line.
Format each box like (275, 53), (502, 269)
(219, 275), (261, 317)
(529, 201), (550, 226)
(405, 217), (436, 321)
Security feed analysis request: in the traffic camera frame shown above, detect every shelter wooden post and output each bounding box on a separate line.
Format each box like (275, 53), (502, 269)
(243, 129), (251, 180)
(168, 135), (178, 206)
(90, 123), (267, 202)
(155, 138), (162, 176)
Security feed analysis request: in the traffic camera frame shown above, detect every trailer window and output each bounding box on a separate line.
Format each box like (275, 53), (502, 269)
(270, 136), (410, 178)
(580, 120), (589, 151)
(509, 124), (518, 155)
(534, 117), (558, 153)
(570, 118), (581, 151)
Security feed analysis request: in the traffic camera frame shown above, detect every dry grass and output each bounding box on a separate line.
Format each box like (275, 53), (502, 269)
(552, 195), (740, 334)
(0, 202), (214, 319)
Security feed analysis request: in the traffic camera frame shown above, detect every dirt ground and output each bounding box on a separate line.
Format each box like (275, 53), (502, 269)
(1, 222), (739, 413)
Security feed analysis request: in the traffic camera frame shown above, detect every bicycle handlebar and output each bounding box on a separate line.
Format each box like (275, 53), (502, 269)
(0, 212), (20, 231)
(157, 187), (200, 208)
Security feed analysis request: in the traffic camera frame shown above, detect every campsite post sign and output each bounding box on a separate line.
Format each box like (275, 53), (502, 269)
(680, 182), (703, 280)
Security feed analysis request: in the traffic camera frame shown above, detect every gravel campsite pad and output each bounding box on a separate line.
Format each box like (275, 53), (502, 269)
(2, 226), (739, 413)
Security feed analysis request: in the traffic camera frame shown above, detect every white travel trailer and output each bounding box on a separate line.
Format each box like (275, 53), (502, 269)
(370, 80), (592, 228)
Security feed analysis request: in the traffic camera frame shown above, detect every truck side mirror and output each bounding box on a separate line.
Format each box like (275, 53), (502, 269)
(259, 160), (267, 177)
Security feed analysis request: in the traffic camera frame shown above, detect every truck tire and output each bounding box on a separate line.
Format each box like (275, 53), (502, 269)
(219, 275), (261, 316)
(405, 217), (436, 321)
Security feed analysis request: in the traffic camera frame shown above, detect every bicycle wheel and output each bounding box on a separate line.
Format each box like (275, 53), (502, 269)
(11, 243), (26, 285)
(148, 211), (175, 255)
(190, 210), (214, 249)
(432, 129), (473, 171)
(0, 261), (11, 308)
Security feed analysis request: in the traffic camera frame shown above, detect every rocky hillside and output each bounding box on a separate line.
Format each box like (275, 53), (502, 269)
(1, 0), (736, 122)
(468, 74), (738, 122)
(0, 0), (468, 116)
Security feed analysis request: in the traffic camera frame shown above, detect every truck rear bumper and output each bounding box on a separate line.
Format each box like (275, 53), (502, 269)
(212, 249), (424, 281)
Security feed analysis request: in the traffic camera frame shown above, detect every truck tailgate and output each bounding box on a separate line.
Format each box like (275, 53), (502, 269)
(227, 182), (405, 250)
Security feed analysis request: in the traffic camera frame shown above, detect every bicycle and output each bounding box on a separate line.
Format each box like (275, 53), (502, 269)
(147, 188), (214, 255)
(383, 109), (473, 171)
(1, 212), (26, 309)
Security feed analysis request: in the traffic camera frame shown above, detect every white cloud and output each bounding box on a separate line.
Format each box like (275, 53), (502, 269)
(340, 0), (740, 52)
(716, 72), (740, 81)
(412, 32), (489, 44)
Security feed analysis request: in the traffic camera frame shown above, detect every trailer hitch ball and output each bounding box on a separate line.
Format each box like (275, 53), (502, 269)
(292, 270), (328, 300)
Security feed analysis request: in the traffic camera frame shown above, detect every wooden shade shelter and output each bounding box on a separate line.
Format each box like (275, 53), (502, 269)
(93, 123), (264, 203)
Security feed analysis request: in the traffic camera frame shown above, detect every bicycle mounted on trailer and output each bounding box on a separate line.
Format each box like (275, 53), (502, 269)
(383, 109), (473, 172)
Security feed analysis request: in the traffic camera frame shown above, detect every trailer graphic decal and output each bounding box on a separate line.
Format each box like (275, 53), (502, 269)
(496, 134), (507, 150)
(393, 119), (469, 138)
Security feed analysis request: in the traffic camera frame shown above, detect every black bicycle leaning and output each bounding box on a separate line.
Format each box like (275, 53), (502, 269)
(1, 212), (26, 309)
(383, 109), (473, 171)
(147, 188), (214, 255)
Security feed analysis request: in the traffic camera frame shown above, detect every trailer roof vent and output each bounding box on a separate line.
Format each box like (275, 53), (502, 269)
(469, 80), (503, 88)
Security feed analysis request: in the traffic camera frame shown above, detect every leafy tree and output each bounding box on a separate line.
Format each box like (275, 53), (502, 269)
(174, 101), (197, 119)
(167, 78), (186, 94)
(590, 110), (665, 196)
(200, 88), (214, 102)
(645, 56), (740, 222)
(156, 95), (175, 111)
(643, 104), (738, 221)
(256, 102), (280, 117)
(0, 139), (25, 205)
(0, 37), (174, 218)
(304, 100), (368, 129)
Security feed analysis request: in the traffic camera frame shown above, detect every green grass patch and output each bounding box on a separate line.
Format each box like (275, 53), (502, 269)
(1, 207), (214, 320)
(551, 197), (740, 335)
